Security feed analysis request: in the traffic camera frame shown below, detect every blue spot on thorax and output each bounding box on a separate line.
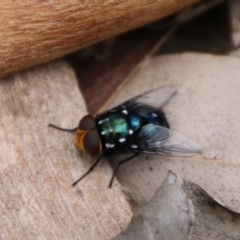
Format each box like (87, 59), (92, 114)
(129, 112), (162, 131)
(129, 114), (141, 131)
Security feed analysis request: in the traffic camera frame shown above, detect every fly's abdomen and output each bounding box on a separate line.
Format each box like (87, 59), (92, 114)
(142, 111), (169, 129)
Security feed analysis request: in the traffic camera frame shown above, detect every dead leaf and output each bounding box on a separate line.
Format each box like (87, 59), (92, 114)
(114, 171), (194, 240)
(109, 52), (240, 214)
(185, 181), (240, 240)
(114, 173), (240, 240)
(0, 60), (132, 239)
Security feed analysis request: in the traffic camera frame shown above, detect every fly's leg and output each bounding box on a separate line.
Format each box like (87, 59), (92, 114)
(49, 123), (78, 132)
(108, 153), (139, 188)
(72, 154), (104, 187)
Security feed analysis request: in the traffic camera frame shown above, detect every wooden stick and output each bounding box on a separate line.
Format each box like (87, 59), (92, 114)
(0, 0), (200, 77)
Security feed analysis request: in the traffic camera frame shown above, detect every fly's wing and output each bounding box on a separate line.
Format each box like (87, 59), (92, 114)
(134, 124), (202, 157)
(127, 85), (180, 109)
(103, 85), (180, 114)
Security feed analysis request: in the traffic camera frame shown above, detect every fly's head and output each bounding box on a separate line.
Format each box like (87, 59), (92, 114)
(75, 115), (102, 156)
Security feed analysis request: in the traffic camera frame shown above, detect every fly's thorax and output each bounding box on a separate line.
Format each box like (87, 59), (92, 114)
(95, 107), (170, 151)
(96, 110), (137, 150)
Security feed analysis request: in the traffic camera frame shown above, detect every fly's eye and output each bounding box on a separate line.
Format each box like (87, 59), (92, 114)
(79, 115), (96, 130)
(83, 130), (101, 156)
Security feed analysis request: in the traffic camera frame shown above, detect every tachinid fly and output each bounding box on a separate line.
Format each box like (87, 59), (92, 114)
(50, 85), (202, 188)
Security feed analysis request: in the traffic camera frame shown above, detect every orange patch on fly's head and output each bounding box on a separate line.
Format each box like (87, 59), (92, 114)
(75, 129), (103, 156)
(75, 129), (87, 151)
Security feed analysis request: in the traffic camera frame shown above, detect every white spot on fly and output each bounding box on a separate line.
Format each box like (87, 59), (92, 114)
(105, 143), (115, 148)
(129, 129), (133, 134)
(101, 131), (105, 135)
(119, 138), (126, 143)
(131, 144), (137, 149)
(98, 118), (109, 125)
(122, 109), (128, 115)
(152, 113), (157, 117)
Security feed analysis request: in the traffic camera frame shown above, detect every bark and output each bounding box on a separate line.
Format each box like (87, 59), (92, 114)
(0, 0), (200, 76)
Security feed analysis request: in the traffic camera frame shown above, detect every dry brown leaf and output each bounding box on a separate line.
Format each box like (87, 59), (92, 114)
(184, 181), (240, 240)
(114, 173), (240, 240)
(114, 171), (194, 240)
(0, 61), (132, 239)
(109, 52), (240, 214)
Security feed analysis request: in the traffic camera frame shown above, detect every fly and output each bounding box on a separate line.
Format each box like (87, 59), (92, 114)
(49, 85), (202, 188)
